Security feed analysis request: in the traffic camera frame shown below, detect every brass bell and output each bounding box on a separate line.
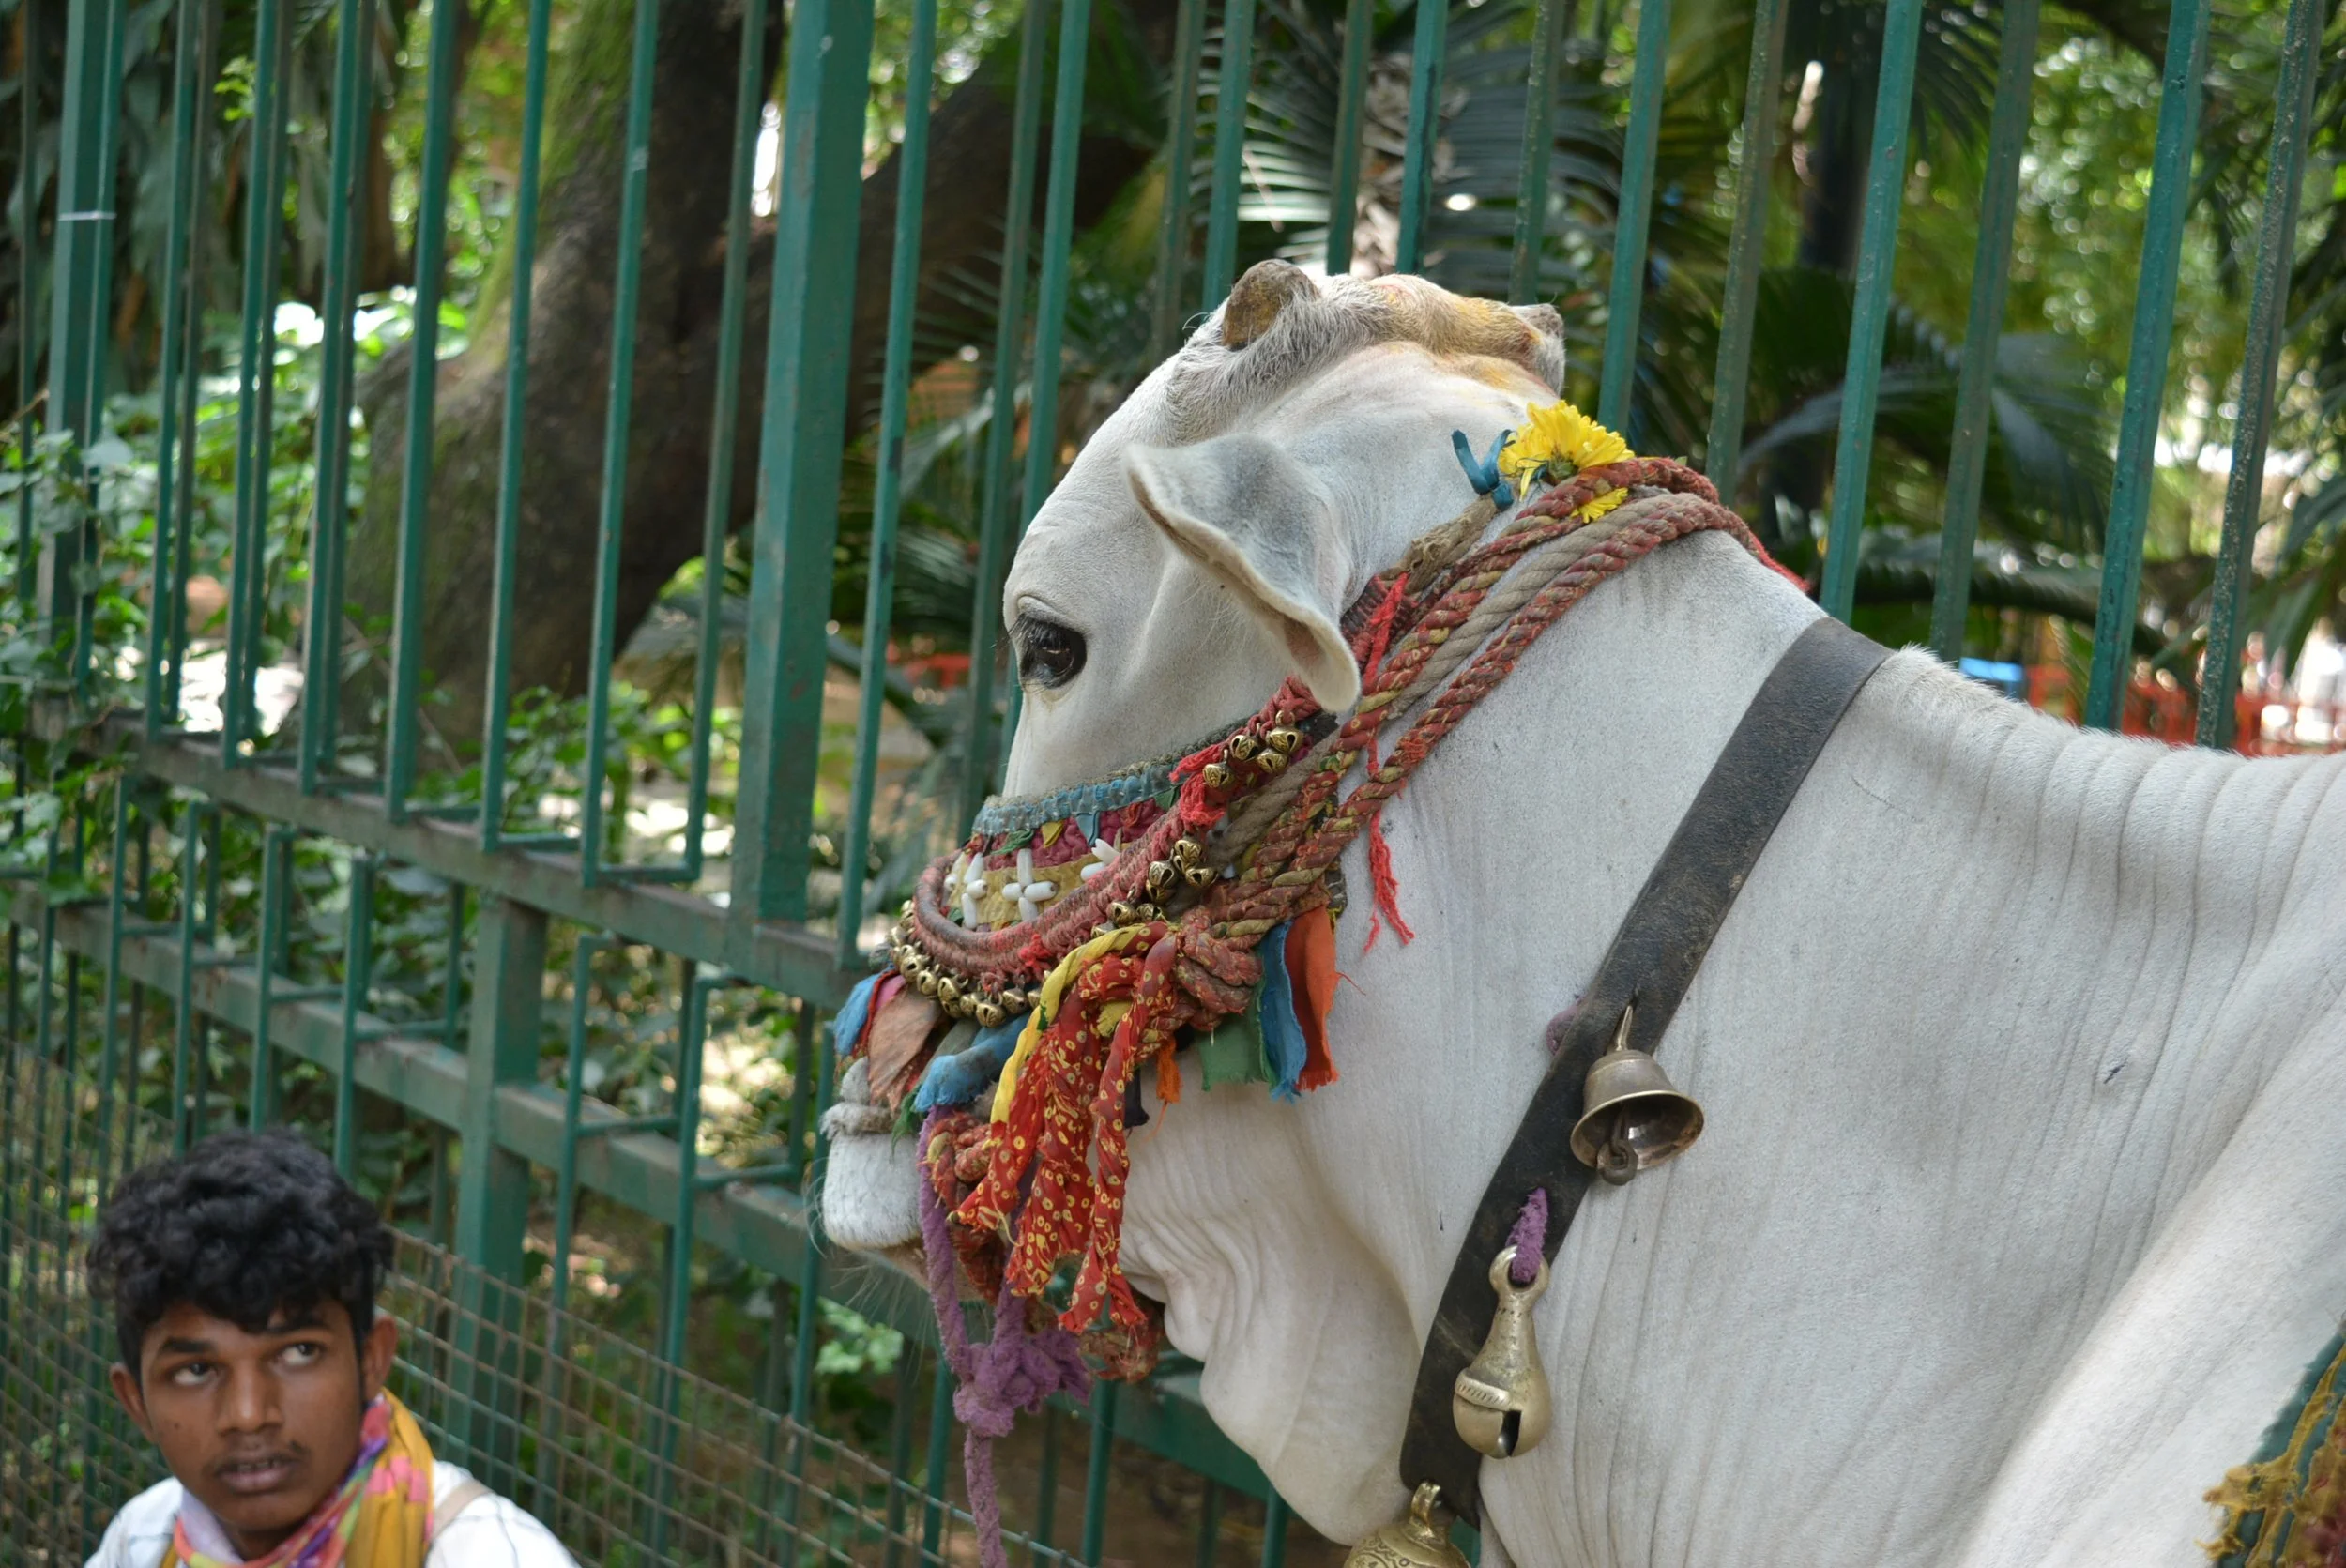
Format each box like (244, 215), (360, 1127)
(1258, 748), (1288, 774)
(1452, 1245), (1551, 1458)
(1568, 1003), (1703, 1185)
(1343, 1483), (1470, 1568)
(1229, 733), (1259, 761)
(1182, 861), (1218, 889)
(1202, 762), (1235, 789)
(1266, 726), (1302, 754)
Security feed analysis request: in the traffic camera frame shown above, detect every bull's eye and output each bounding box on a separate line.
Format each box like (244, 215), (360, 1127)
(1014, 616), (1087, 689)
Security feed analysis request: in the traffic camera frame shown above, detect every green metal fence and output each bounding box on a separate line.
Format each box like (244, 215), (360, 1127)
(2, 0), (2334, 1557)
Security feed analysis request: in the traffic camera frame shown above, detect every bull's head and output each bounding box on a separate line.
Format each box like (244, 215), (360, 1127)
(823, 262), (1568, 1539)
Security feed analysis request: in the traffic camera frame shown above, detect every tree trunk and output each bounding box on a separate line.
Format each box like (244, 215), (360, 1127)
(345, 0), (1180, 753)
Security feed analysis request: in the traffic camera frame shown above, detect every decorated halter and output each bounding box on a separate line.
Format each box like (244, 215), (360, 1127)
(836, 402), (1792, 1366)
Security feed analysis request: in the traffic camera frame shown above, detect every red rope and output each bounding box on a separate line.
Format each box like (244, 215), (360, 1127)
(918, 461), (1781, 1344)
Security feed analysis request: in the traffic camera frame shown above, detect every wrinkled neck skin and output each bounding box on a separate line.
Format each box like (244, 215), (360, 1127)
(1108, 535), (2346, 1565)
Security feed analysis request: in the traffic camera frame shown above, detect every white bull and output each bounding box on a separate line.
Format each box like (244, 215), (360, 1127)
(823, 263), (2346, 1567)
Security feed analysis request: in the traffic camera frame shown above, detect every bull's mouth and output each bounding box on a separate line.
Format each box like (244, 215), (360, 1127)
(819, 1058), (933, 1264)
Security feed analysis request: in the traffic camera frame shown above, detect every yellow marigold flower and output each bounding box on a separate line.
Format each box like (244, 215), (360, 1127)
(1495, 399), (1632, 494)
(1575, 486), (1629, 523)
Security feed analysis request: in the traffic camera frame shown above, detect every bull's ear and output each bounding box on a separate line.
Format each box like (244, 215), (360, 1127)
(1127, 435), (1361, 712)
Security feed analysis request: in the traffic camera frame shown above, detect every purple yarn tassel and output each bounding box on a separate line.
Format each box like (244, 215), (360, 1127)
(917, 1111), (1091, 1568)
(1507, 1189), (1548, 1286)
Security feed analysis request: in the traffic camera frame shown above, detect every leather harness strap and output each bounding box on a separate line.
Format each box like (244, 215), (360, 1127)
(1397, 615), (1892, 1525)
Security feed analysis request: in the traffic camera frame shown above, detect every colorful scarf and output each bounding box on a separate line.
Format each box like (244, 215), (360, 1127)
(161, 1393), (436, 1568)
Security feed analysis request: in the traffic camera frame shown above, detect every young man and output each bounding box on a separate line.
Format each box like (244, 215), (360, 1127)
(84, 1130), (575, 1568)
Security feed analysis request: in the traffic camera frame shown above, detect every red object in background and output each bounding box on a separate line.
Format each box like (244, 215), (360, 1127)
(890, 646), (971, 690)
(2019, 664), (2342, 754)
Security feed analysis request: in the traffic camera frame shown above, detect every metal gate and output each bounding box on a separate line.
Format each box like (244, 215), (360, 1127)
(2, 0), (2332, 1555)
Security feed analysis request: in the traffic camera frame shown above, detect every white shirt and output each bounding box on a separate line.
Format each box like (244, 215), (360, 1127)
(84, 1462), (578, 1568)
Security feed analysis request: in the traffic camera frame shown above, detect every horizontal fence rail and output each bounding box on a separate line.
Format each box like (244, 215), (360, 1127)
(4, 0), (2338, 1556)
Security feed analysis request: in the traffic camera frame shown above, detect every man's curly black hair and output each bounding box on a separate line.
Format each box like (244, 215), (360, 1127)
(86, 1130), (393, 1377)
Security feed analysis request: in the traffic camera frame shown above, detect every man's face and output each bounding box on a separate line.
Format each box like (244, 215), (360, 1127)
(109, 1299), (398, 1559)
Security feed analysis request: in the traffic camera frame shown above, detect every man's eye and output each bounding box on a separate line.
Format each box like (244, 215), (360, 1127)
(168, 1362), (214, 1387)
(279, 1342), (324, 1367)
(1015, 617), (1087, 689)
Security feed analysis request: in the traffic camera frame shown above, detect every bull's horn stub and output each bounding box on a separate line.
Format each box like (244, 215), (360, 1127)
(1221, 259), (1317, 348)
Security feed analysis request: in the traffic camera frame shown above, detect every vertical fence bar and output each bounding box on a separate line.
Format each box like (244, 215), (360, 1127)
(958, 0), (1054, 827)
(171, 803), (206, 1152)
(732, 0), (877, 925)
(649, 967), (721, 1560)
(384, 0), (469, 817)
(301, 0), (376, 788)
(479, 0), (560, 844)
(678, 0), (772, 881)
(1031, 1405), (1060, 1563)
(1928, 0), (2040, 661)
(1193, 1480), (1221, 1566)
(881, 1342), (922, 1562)
(1201, 0), (1258, 305)
(10, 0), (38, 611)
(538, 932), (616, 1502)
(839, 0), (938, 966)
(2195, 0), (2320, 749)
(38, 0), (126, 630)
(279, 35), (358, 754)
(1079, 1381), (1117, 1563)
(579, 0), (666, 882)
(1260, 1492), (1290, 1568)
(1325, 0), (1374, 279)
(1020, 0), (1097, 537)
(145, 0), (208, 737)
(1593, 0), (1678, 429)
(1152, 0), (1209, 357)
(778, 1036), (837, 1565)
(1816, 0), (1926, 620)
(579, 0), (664, 886)
(2084, 0), (2210, 728)
(332, 854), (376, 1175)
(1702, 0), (1790, 495)
(221, 0), (294, 764)
(1394, 0), (1448, 275)
(918, 1346), (955, 1557)
(96, 783), (130, 1163)
(1509, 0), (1568, 303)
(449, 894), (545, 1490)
(248, 826), (295, 1127)
(996, 0), (1100, 760)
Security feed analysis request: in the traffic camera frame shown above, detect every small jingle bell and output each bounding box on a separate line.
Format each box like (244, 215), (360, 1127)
(1229, 733), (1260, 761)
(1568, 1003), (1703, 1185)
(1183, 861), (1218, 889)
(1343, 1484), (1470, 1568)
(1202, 762), (1235, 789)
(1452, 1245), (1551, 1458)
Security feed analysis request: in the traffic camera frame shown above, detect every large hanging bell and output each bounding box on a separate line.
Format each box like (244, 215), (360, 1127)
(1343, 1483), (1472, 1568)
(1452, 1246), (1551, 1458)
(1568, 1003), (1704, 1185)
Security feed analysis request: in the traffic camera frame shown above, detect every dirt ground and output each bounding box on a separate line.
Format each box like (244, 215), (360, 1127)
(976, 1408), (1348, 1568)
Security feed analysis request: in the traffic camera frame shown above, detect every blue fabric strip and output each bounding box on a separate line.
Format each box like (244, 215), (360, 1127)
(912, 1016), (1028, 1112)
(1259, 921), (1306, 1101)
(832, 971), (884, 1057)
